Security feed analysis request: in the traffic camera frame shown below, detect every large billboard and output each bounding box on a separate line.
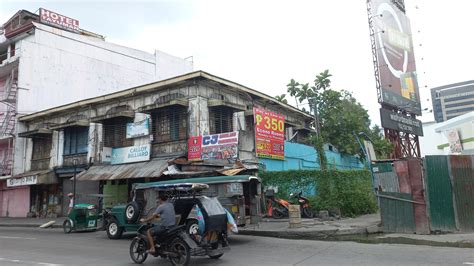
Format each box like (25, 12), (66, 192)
(254, 107), (285, 160)
(372, 0), (421, 115)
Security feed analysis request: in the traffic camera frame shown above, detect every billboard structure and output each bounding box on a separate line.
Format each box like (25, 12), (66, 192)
(367, 0), (422, 158)
(253, 107), (285, 160)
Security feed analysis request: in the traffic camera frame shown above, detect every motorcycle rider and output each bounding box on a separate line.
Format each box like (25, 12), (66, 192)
(139, 192), (176, 254)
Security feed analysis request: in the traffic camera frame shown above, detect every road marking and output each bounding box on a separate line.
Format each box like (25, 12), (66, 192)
(463, 263), (474, 265)
(0, 236), (36, 240)
(0, 258), (63, 266)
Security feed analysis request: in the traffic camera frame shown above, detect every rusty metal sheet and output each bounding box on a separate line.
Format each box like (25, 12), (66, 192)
(76, 158), (170, 181)
(407, 159), (429, 234)
(394, 161), (411, 193)
(379, 191), (416, 233)
(424, 156), (456, 232)
(373, 162), (399, 192)
(374, 171), (400, 192)
(450, 155), (474, 231)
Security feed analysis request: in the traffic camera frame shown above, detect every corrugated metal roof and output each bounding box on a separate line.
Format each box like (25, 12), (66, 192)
(76, 158), (170, 181)
(134, 175), (260, 190)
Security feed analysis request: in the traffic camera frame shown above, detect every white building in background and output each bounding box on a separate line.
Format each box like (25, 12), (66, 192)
(0, 9), (192, 217)
(420, 112), (474, 156)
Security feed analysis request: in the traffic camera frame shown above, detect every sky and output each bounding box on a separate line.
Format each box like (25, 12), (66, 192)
(1, 0), (473, 126)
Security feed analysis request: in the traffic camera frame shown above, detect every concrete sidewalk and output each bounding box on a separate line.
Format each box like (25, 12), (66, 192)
(238, 213), (474, 248)
(3, 214), (474, 248)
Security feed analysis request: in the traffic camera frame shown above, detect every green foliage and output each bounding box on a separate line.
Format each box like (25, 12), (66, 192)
(309, 134), (327, 170)
(275, 94), (288, 104)
(260, 169), (377, 217)
(286, 70), (393, 158)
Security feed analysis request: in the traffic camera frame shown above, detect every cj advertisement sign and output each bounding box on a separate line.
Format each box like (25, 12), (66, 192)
(188, 131), (239, 161)
(253, 107), (285, 160)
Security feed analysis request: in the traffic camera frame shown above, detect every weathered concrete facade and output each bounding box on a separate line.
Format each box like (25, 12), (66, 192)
(12, 71), (313, 217)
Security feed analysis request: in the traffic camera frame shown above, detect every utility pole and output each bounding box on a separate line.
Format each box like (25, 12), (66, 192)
(310, 98), (323, 169)
(73, 159), (78, 206)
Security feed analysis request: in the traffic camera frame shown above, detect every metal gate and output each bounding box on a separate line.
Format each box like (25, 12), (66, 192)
(424, 156), (456, 232)
(379, 191), (416, 233)
(450, 156), (474, 231)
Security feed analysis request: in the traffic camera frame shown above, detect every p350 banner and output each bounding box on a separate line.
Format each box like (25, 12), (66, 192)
(253, 107), (285, 160)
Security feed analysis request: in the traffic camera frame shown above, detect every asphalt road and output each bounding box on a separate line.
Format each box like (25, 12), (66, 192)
(1, 227), (474, 266)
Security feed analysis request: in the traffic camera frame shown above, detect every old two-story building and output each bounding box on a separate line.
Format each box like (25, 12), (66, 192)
(11, 71), (313, 217)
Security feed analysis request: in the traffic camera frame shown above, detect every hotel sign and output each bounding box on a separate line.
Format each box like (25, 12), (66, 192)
(39, 8), (80, 33)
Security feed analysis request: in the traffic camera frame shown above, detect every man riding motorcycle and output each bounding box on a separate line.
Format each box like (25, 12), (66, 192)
(139, 193), (176, 254)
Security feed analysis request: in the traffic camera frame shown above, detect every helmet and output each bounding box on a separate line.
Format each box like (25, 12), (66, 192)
(67, 193), (73, 197)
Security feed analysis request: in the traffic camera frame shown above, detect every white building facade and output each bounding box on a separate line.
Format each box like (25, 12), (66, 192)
(0, 9), (192, 217)
(420, 112), (474, 156)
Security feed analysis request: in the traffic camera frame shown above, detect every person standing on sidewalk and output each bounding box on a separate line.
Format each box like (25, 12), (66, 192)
(67, 193), (74, 215)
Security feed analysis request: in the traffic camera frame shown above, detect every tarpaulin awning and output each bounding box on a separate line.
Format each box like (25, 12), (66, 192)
(75, 158), (171, 181)
(8, 170), (57, 187)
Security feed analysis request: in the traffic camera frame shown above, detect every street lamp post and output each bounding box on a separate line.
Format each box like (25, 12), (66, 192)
(73, 159), (78, 206)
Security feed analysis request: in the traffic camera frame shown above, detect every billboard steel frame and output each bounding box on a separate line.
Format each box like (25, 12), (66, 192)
(367, 0), (421, 159)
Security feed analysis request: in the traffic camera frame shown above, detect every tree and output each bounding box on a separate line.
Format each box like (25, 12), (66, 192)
(286, 70), (393, 161)
(275, 94), (288, 104)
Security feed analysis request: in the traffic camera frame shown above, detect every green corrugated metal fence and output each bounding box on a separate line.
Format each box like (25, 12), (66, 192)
(379, 191), (416, 233)
(424, 156), (456, 232)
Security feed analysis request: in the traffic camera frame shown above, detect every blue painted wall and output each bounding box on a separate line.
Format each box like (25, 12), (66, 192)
(260, 141), (365, 172)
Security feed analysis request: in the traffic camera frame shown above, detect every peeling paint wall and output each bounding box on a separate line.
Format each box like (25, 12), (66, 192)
(188, 96), (209, 136)
(49, 131), (59, 168)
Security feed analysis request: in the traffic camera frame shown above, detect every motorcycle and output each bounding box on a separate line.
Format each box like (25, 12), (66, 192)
(290, 191), (314, 218)
(267, 191), (314, 219)
(129, 223), (195, 266)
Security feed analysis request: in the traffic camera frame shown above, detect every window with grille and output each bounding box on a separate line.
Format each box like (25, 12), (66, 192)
(209, 106), (234, 134)
(32, 136), (52, 160)
(102, 117), (134, 148)
(64, 127), (89, 155)
(152, 106), (187, 143)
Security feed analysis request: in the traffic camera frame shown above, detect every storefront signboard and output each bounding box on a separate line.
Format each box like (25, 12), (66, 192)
(187, 131), (239, 161)
(111, 144), (151, 165)
(126, 117), (150, 138)
(7, 175), (38, 187)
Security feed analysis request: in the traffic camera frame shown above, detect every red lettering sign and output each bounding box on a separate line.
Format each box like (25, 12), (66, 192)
(254, 107), (285, 160)
(187, 136), (202, 161)
(39, 8), (80, 33)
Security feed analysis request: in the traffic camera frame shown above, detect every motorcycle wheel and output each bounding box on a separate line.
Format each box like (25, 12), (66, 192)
(302, 207), (314, 218)
(169, 238), (190, 266)
(129, 237), (148, 264)
(272, 208), (284, 219)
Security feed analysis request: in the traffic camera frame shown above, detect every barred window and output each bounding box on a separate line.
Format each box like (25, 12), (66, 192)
(209, 106), (234, 134)
(64, 127), (89, 155)
(152, 106), (187, 143)
(102, 117), (134, 148)
(32, 136), (52, 160)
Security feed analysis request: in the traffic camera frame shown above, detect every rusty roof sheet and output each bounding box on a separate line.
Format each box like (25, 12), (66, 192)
(76, 158), (170, 181)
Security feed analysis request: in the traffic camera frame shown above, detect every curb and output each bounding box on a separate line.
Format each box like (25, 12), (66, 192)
(238, 227), (370, 240)
(0, 223), (62, 229)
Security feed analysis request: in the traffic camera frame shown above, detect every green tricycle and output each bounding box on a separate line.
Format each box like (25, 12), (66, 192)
(63, 203), (100, 233)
